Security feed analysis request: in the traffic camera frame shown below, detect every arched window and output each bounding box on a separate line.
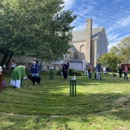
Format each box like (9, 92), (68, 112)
(80, 45), (85, 53)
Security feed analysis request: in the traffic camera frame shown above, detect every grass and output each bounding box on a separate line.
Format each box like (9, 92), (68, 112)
(0, 71), (130, 130)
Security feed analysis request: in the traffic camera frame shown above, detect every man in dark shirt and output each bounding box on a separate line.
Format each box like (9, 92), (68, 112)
(63, 61), (68, 80)
(118, 64), (122, 78)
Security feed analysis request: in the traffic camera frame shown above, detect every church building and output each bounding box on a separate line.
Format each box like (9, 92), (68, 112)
(65, 18), (109, 70)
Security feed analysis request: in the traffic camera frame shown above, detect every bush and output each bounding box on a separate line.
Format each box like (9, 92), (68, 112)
(56, 68), (81, 76)
(73, 71), (82, 76)
(56, 70), (62, 75)
(69, 68), (81, 76)
(69, 68), (75, 75)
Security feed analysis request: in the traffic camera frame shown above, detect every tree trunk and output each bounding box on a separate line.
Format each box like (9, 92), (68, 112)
(0, 51), (10, 66)
(6, 52), (14, 70)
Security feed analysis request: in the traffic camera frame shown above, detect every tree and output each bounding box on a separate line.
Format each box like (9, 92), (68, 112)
(99, 53), (121, 72)
(109, 36), (130, 63)
(0, 0), (76, 67)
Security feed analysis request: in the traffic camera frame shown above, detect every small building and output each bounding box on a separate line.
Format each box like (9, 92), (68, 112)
(69, 59), (87, 71)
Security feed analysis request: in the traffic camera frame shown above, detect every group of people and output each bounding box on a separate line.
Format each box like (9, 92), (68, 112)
(10, 60), (40, 88)
(84, 62), (129, 80)
(84, 61), (101, 80)
(118, 64), (128, 80)
(6, 58), (130, 88)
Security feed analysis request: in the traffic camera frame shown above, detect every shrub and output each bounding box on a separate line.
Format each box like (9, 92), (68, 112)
(69, 68), (81, 76)
(56, 68), (81, 76)
(56, 70), (62, 75)
(69, 68), (75, 75)
(73, 72), (82, 76)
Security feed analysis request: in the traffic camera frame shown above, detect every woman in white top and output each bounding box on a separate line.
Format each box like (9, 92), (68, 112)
(11, 59), (17, 70)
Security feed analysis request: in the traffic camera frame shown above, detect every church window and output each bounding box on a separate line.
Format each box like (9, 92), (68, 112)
(80, 45), (85, 53)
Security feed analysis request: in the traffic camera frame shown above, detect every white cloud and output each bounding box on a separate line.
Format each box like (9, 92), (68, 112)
(84, 0), (98, 5)
(120, 6), (124, 8)
(71, 2), (96, 31)
(112, 0), (124, 4)
(81, 0), (96, 4)
(63, 0), (76, 9)
(116, 16), (130, 27)
(93, 23), (98, 28)
(74, 4), (94, 16)
(107, 15), (130, 33)
(107, 34), (119, 41)
(108, 42), (119, 50)
(74, 23), (86, 30)
(108, 34), (130, 49)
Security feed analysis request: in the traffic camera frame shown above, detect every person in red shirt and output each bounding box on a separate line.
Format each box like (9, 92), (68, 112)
(124, 65), (128, 80)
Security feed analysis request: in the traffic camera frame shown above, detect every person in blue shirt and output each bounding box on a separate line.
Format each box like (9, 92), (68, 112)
(95, 61), (101, 80)
(30, 60), (40, 77)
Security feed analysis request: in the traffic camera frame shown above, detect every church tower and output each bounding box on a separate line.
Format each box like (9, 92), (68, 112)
(86, 18), (92, 64)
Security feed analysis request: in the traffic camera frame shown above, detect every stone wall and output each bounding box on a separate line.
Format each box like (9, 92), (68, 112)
(72, 41), (86, 59)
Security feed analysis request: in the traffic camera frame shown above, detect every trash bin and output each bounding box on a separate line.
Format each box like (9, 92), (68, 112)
(70, 79), (76, 96)
(50, 69), (53, 80)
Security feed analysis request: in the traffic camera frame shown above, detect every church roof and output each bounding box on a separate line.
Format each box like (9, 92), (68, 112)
(71, 27), (104, 42)
(71, 44), (78, 52)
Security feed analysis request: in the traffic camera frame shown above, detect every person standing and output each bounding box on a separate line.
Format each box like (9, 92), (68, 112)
(88, 64), (93, 79)
(10, 65), (27, 88)
(124, 65), (128, 80)
(118, 64), (122, 78)
(84, 64), (88, 76)
(11, 59), (17, 70)
(66, 60), (70, 76)
(62, 61), (68, 80)
(2, 64), (6, 73)
(95, 61), (101, 80)
(103, 66), (106, 74)
(30, 60), (40, 77)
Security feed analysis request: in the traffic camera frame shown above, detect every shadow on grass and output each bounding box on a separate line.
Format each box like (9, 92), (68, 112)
(0, 72), (130, 129)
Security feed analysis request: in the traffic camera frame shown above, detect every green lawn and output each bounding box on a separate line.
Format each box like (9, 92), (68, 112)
(0, 71), (130, 130)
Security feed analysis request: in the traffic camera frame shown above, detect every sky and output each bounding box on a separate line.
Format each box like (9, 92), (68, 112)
(63, 0), (130, 50)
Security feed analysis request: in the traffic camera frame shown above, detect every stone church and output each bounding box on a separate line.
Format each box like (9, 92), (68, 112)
(64, 18), (108, 70)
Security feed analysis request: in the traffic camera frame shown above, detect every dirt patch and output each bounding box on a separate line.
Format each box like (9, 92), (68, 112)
(113, 97), (128, 104)
(111, 91), (122, 93)
(116, 126), (130, 130)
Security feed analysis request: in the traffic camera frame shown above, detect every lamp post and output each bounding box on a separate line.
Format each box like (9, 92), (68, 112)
(70, 78), (76, 97)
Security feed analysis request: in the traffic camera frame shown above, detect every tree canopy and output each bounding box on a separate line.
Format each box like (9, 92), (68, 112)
(99, 52), (121, 71)
(0, 0), (76, 65)
(99, 36), (130, 71)
(109, 36), (130, 63)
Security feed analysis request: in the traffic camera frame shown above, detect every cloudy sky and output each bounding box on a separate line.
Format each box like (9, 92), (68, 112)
(63, 0), (130, 49)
